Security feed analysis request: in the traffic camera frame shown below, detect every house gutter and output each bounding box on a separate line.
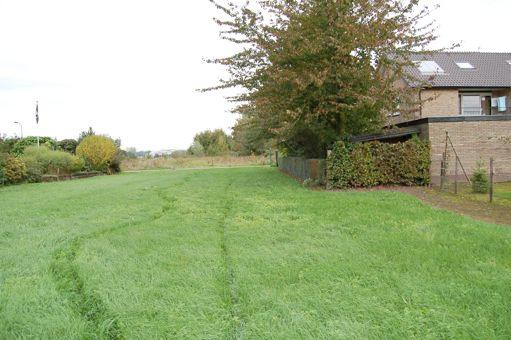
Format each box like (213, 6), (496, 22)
(394, 114), (511, 128)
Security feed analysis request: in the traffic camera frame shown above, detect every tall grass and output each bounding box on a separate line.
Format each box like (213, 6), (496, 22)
(121, 155), (268, 171)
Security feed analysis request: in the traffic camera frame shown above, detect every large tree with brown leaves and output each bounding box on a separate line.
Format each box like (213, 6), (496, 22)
(205, 0), (437, 157)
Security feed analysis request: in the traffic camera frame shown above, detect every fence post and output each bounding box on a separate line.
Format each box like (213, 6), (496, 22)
(275, 151), (279, 167)
(440, 131), (449, 191)
(489, 158), (494, 203)
(454, 158), (458, 195)
(269, 148), (273, 166)
(440, 158), (446, 191)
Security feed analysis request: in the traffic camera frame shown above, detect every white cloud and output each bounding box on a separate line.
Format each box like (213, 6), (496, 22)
(0, 0), (239, 150)
(428, 0), (511, 52)
(1, 0), (510, 150)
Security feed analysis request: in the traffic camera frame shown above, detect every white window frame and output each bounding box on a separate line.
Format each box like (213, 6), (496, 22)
(460, 95), (483, 116)
(415, 60), (445, 75)
(456, 62), (475, 69)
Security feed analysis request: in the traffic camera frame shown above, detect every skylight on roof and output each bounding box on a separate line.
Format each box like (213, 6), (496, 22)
(415, 60), (445, 75)
(456, 62), (475, 69)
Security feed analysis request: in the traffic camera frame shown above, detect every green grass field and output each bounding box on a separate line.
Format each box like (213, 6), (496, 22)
(1, 167), (511, 339)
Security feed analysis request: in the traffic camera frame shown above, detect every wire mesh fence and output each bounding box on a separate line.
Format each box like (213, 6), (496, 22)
(438, 131), (507, 203)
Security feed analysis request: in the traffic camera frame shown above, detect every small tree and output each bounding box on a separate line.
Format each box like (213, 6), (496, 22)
(188, 141), (205, 156)
(190, 129), (232, 156)
(58, 139), (79, 154)
(78, 127), (96, 144)
(76, 135), (118, 173)
(232, 116), (270, 156)
(471, 162), (489, 194)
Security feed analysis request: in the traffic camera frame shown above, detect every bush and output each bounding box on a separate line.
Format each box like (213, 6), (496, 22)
(0, 153), (7, 185)
(76, 135), (118, 173)
(327, 138), (430, 189)
(3, 156), (27, 184)
(22, 146), (85, 181)
(11, 137), (58, 155)
(109, 151), (123, 174)
(189, 129), (232, 156)
(0, 136), (19, 154)
(471, 166), (489, 194)
(0, 167), (5, 185)
(58, 139), (79, 154)
(187, 141), (205, 157)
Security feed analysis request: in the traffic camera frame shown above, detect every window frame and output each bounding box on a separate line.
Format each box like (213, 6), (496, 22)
(414, 60), (445, 75)
(455, 62), (475, 69)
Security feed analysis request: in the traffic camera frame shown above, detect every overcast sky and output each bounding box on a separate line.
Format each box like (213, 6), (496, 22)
(1, 0), (510, 151)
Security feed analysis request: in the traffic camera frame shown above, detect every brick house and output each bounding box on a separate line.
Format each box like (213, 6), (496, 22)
(355, 52), (511, 184)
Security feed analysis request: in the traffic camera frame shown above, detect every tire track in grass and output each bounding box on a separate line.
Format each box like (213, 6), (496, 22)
(218, 180), (245, 339)
(50, 187), (175, 339)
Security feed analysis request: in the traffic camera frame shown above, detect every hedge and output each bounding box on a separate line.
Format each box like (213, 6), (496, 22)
(327, 138), (430, 189)
(22, 146), (85, 182)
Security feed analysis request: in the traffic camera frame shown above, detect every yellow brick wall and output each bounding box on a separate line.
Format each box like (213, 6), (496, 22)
(388, 89), (460, 125)
(428, 121), (511, 184)
(421, 89), (460, 117)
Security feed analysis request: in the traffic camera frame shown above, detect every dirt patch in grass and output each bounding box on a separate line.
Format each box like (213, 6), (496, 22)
(390, 186), (511, 227)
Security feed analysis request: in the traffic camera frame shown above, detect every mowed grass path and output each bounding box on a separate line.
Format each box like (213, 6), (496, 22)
(1, 167), (510, 338)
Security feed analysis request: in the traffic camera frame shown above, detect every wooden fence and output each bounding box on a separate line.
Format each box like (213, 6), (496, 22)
(278, 156), (326, 184)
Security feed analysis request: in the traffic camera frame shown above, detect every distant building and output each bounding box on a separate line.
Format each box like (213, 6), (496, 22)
(150, 149), (176, 158)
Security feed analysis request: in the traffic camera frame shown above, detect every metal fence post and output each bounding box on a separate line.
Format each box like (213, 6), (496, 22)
(489, 158), (494, 203)
(454, 158), (458, 195)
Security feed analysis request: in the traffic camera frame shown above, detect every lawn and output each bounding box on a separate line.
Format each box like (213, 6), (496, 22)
(447, 181), (511, 206)
(1, 167), (510, 338)
(493, 181), (511, 202)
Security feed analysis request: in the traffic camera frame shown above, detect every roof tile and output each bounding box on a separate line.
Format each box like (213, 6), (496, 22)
(406, 52), (511, 88)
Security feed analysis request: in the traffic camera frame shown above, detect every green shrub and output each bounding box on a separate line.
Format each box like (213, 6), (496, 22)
(22, 146), (85, 181)
(0, 136), (19, 154)
(58, 139), (79, 154)
(109, 151), (123, 174)
(12, 137), (57, 155)
(3, 156), (27, 184)
(350, 143), (379, 187)
(0, 167), (5, 185)
(471, 166), (489, 194)
(326, 142), (353, 189)
(0, 153), (7, 185)
(327, 138), (430, 189)
(76, 135), (119, 173)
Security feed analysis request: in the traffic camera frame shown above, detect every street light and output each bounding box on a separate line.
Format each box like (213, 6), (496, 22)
(13, 121), (23, 138)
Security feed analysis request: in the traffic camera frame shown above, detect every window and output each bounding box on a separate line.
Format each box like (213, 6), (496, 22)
(461, 95), (482, 116)
(456, 62), (475, 69)
(498, 96), (507, 112)
(507, 60), (511, 66)
(415, 60), (445, 75)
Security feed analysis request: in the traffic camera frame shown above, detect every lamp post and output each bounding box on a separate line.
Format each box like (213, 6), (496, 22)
(14, 121), (23, 138)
